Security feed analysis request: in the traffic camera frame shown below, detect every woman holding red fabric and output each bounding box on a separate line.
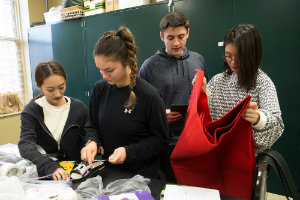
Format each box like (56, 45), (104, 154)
(206, 24), (284, 155)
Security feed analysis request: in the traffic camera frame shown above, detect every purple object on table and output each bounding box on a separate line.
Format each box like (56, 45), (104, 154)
(93, 190), (154, 200)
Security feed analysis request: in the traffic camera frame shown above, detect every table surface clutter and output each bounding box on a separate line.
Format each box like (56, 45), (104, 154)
(0, 143), (244, 200)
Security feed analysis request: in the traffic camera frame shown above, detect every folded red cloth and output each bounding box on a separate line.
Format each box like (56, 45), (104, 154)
(170, 70), (255, 200)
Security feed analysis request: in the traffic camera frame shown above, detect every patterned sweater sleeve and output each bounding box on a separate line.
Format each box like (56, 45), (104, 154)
(253, 73), (284, 154)
(206, 74), (218, 98)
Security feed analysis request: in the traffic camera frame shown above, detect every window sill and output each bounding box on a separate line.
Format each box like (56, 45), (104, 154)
(0, 111), (21, 118)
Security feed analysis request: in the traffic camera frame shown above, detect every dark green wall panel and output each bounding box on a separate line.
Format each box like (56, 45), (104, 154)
(28, 25), (53, 98)
(177, 0), (235, 77)
(234, 0), (300, 193)
(51, 20), (89, 105)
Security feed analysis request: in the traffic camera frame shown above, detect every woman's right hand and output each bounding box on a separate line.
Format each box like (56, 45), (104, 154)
(81, 140), (98, 166)
(52, 167), (68, 181)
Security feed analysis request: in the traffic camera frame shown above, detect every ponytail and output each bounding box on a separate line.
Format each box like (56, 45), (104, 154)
(93, 26), (138, 110)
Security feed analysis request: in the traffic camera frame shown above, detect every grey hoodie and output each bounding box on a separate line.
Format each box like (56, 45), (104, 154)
(139, 47), (209, 108)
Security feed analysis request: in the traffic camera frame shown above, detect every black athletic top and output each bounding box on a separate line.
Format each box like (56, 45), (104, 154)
(86, 77), (168, 178)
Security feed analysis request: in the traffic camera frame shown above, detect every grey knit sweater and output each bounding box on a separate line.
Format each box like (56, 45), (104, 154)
(207, 69), (284, 155)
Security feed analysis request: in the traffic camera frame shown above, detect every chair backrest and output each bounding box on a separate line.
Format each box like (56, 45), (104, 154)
(252, 149), (300, 200)
(252, 162), (268, 200)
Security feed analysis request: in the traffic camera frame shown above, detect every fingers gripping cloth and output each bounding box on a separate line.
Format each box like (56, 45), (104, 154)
(70, 160), (105, 183)
(170, 70), (256, 200)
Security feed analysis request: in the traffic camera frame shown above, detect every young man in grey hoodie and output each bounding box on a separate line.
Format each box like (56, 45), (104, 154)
(139, 11), (209, 182)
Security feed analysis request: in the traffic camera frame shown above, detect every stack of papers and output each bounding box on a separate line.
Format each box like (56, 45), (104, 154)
(163, 184), (220, 200)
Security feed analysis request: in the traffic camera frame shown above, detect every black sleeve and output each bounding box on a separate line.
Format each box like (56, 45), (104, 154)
(84, 83), (101, 144)
(138, 60), (151, 82)
(124, 92), (169, 163)
(18, 112), (61, 176)
(81, 101), (100, 145)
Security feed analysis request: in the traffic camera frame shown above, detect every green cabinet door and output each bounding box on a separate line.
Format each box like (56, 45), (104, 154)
(28, 24), (53, 98)
(51, 20), (89, 105)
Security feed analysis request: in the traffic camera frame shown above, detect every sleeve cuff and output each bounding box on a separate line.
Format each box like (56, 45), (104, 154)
(252, 110), (267, 130)
(206, 89), (211, 99)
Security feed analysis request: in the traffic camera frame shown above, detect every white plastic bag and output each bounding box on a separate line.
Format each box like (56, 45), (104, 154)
(0, 176), (26, 200)
(0, 150), (38, 178)
(23, 180), (78, 200)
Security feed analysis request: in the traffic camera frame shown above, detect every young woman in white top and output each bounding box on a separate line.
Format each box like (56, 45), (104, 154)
(18, 61), (97, 180)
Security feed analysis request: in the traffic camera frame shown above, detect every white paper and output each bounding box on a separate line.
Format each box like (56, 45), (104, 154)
(164, 184), (220, 200)
(109, 193), (139, 200)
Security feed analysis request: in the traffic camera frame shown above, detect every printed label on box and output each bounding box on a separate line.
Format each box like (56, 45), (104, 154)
(59, 161), (75, 175)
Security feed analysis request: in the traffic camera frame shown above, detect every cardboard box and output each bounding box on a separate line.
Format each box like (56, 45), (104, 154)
(60, 5), (83, 12)
(117, 0), (151, 10)
(113, 0), (119, 10)
(105, 0), (113, 12)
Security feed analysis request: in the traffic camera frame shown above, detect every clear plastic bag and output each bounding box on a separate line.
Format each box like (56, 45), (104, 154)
(0, 177), (77, 200)
(0, 92), (24, 114)
(0, 150), (38, 178)
(22, 179), (78, 200)
(0, 144), (77, 199)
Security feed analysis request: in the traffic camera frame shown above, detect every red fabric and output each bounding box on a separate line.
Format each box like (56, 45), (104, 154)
(170, 70), (256, 200)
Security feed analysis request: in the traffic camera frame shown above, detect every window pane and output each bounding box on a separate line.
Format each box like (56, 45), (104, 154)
(0, 0), (25, 109)
(0, 0), (16, 38)
(0, 40), (22, 94)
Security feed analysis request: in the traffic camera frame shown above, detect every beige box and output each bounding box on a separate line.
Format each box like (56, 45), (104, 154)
(105, 0), (113, 12)
(113, 0), (119, 10)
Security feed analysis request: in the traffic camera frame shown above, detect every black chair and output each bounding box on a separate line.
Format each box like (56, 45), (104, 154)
(252, 149), (300, 200)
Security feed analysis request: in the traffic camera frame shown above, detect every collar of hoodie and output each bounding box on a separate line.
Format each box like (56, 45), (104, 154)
(156, 47), (191, 90)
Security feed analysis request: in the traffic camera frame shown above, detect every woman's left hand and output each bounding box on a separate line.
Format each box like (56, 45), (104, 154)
(109, 147), (126, 164)
(242, 102), (260, 125)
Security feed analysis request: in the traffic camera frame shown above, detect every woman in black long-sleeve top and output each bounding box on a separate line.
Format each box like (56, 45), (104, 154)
(81, 26), (169, 178)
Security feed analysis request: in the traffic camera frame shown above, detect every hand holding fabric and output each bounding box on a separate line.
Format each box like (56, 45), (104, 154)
(242, 102), (260, 125)
(192, 73), (207, 92)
